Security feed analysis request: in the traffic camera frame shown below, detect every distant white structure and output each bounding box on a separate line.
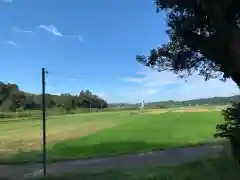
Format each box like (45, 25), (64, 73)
(140, 100), (145, 109)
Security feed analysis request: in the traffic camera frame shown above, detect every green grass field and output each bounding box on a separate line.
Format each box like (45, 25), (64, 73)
(0, 108), (224, 164)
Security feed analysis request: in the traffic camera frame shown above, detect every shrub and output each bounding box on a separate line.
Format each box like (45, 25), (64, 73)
(215, 102), (240, 163)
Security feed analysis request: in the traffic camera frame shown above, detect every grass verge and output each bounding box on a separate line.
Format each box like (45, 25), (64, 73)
(33, 156), (240, 180)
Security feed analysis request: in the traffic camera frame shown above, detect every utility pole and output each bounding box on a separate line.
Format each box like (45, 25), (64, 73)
(42, 68), (47, 177)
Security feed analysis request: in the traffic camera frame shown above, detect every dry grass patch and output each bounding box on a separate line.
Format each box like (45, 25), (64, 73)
(46, 120), (119, 146)
(0, 116), (125, 155)
(173, 108), (211, 112)
(141, 109), (168, 115)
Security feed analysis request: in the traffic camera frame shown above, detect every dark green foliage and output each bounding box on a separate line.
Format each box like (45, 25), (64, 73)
(10, 92), (26, 111)
(137, 0), (240, 162)
(215, 102), (240, 162)
(0, 81), (108, 113)
(137, 0), (240, 86)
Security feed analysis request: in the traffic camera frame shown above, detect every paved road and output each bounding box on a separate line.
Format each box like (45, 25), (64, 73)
(0, 143), (227, 180)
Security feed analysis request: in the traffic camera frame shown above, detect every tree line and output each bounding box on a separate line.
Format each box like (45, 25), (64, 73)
(146, 96), (240, 108)
(0, 81), (108, 112)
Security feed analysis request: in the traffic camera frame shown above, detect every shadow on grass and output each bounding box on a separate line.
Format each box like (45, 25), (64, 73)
(1, 141), (172, 164)
(0, 140), (226, 165)
(34, 156), (240, 180)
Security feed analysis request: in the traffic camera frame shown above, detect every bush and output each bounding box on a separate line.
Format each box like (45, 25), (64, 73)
(215, 102), (240, 162)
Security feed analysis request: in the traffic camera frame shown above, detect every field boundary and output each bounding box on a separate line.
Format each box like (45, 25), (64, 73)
(0, 139), (228, 165)
(0, 106), (226, 122)
(0, 141), (229, 180)
(0, 113), (84, 122)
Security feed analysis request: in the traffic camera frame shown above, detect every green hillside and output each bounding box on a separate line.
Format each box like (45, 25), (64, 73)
(146, 95), (240, 108)
(109, 96), (240, 109)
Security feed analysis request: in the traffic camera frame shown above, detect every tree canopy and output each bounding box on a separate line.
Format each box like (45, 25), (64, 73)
(137, 0), (240, 161)
(0, 81), (108, 112)
(137, 0), (240, 86)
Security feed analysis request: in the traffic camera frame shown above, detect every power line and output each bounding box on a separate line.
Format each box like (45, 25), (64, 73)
(46, 70), (85, 80)
(45, 69), (113, 88)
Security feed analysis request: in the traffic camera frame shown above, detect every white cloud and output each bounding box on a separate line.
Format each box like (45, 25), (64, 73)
(12, 27), (36, 35)
(144, 88), (159, 95)
(77, 35), (84, 42)
(38, 25), (63, 37)
(119, 66), (240, 103)
(95, 92), (106, 99)
(3, 0), (12, 3)
(123, 68), (178, 87)
(44, 66), (239, 103)
(67, 35), (84, 42)
(124, 77), (145, 83)
(6, 40), (17, 46)
(163, 75), (239, 101)
(37, 25), (84, 42)
(111, 87), (160, 103)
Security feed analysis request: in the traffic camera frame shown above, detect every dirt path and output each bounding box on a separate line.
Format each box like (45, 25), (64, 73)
(0, 143), (227, 180)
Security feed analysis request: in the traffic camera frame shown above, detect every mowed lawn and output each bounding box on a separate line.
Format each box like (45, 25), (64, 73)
(0, 111), (224, 164)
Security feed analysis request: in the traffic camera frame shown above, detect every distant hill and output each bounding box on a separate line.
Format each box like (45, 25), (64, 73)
(146, 95), (240, 108)
(109, 95), (240, 109)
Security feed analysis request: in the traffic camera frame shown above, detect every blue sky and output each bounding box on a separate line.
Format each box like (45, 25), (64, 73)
(0, 0), (239, 103)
